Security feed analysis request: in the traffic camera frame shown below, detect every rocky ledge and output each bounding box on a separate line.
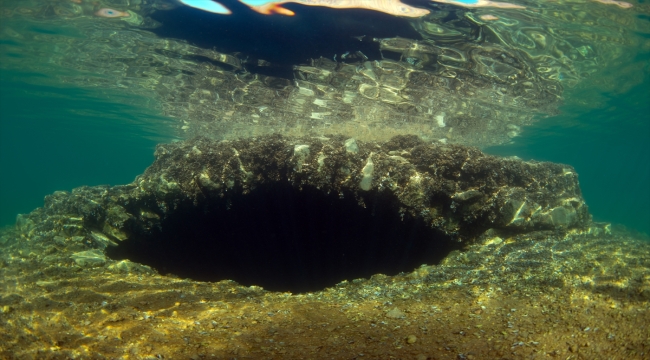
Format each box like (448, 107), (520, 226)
(13, 134), (588, 253)
(2, 135), (649, 359)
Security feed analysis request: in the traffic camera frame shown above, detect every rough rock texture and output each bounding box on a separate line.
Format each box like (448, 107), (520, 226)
(1, 135), (649, 359)
(14, 134), (589, 254)
(1, 220), (648, 359)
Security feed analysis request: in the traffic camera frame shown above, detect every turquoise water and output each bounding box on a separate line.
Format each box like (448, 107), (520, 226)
(0, 72), (174, 227)
(2, 70), (647, 233)
(487, 79), (650, 235)
(0, 0), (649, 235)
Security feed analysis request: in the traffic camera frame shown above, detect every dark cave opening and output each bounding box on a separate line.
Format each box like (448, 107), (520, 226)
(106, 183), (461, 293)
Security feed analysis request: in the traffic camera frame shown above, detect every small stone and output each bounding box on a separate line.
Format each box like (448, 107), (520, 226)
(344, 138), (359, 154)
(386, 308), (406, 319)
(406, 335), (417, 344)
(293, 144), (310, 171)
(359, 153), (375, 191)
(70, 249), (106, 266)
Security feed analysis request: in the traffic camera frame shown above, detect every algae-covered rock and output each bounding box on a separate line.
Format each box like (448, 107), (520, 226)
(1, 137), (648, 360)
(13, 134), (589, 256)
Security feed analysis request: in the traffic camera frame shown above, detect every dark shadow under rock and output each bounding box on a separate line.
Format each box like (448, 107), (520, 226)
(13, 134), (591, 292)
(106, 182), (459, 293)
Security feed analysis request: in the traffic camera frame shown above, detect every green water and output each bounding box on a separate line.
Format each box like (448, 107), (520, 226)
(0, 72), (174, 227)
(487, 79), (650, 235)
(2, 69), (647, 233)
(0, 0), (649, 235)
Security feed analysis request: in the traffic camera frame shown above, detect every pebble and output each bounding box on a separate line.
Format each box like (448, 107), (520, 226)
(386, 308), (406, 319)
(407, 335), (417, 344)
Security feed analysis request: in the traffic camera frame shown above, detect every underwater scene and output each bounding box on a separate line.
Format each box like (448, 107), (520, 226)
(0, 0), (649, 358)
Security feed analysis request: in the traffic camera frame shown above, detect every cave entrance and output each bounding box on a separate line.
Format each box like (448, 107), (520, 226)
(106, 182), (461, 293)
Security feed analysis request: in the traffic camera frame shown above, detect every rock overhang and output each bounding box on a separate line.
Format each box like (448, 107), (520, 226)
(11, 134), (591, 292)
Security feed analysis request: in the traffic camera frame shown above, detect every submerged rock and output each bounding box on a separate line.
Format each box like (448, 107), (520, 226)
(70, 249), (107, 266)
(18, 134), (589, 254)
(0, 133), (595, 295)
(0, 135), (648, 359)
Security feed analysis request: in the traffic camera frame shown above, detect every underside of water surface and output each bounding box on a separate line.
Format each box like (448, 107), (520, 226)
(5, 0), (643, 146)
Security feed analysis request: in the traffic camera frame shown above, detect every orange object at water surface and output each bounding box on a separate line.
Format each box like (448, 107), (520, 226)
(179, 0), (431, 17)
